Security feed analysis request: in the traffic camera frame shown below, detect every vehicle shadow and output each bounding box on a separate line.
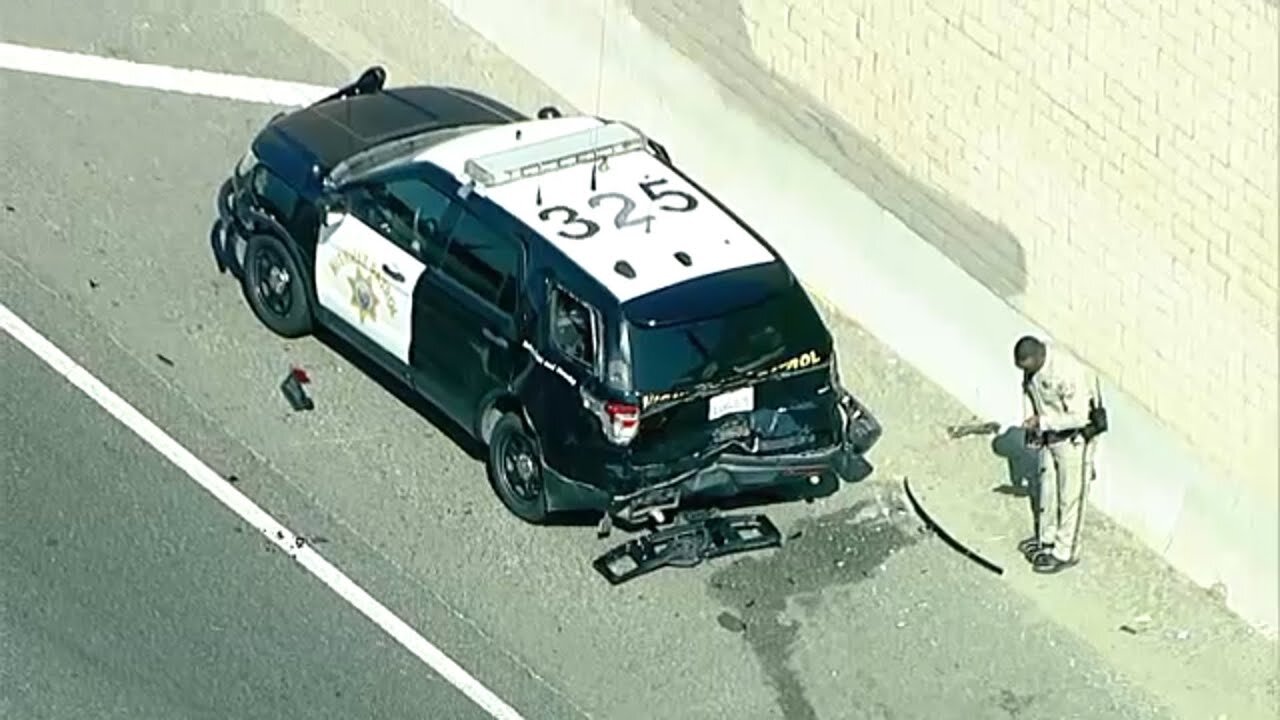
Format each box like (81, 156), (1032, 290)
(312, 325), (487, 461)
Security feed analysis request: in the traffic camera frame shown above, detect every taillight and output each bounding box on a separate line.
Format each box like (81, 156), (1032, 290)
(581, 389), (641, 446)
(604, 401), (640, 444)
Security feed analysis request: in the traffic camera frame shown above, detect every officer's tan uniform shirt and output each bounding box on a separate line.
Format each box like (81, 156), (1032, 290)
(1022, 345), (1094, 433)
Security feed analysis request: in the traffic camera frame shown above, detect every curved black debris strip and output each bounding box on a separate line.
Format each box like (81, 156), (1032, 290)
(903, 477), (1003, 576)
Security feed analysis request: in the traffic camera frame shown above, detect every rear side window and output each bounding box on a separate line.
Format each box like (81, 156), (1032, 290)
(549, 285), (601, 374)
(439, 210), (521, 313)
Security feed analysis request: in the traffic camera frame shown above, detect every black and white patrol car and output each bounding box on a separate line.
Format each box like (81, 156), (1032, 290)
(212, 67), (882, 529)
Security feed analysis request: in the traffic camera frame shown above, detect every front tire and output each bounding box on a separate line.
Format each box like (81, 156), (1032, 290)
(242, 233), (313, 338)
(487, 413), (549, 524)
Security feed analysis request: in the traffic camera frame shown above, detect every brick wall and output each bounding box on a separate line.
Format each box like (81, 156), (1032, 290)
(715, 0), (1278, 493)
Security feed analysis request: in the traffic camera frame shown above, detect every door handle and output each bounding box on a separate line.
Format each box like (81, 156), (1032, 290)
(381, 264), (404, 282)
(481, 327), (509, 349)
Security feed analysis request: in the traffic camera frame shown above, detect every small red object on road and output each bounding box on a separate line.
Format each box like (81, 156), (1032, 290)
(281, 366), (315, 412)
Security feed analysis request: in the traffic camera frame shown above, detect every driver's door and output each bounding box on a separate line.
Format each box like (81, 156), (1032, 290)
(314, 179), (450, 365)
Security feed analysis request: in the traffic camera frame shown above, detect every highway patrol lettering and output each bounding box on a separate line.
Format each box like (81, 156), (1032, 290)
(640, 350), (824, 410)
(523, 340), (577, 387)
(328, 248), (397, 321)
(768, 349), (822, 374)
(640, 390), (690, 411)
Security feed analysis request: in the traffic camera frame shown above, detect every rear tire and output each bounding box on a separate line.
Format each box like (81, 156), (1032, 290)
(242, 233), (313, 338)
(487, 413), (549, 524)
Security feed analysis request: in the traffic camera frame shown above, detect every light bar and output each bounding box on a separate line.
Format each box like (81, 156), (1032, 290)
(463, 122), (647, 186)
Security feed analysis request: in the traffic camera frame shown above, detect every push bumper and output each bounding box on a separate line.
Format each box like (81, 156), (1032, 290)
(211, 176), (244, 277)
(544, 390), (882, 526)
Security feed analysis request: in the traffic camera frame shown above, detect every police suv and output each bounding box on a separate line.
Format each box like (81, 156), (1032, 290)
(213, 67), (882, 529)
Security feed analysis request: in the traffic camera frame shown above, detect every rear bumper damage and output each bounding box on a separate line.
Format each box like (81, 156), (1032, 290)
(545, 390), (882, 526)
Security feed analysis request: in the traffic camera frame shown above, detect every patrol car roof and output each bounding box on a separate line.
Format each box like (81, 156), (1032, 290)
(413, 116), (778, 303)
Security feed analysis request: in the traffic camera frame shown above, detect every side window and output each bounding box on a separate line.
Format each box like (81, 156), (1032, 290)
(549, 285), (600, 372)
(358, 179), (453, 261)
(439, 211), (521, 314)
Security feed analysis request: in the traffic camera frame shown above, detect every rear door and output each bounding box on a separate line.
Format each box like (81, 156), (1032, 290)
(409, 202), (523, 426)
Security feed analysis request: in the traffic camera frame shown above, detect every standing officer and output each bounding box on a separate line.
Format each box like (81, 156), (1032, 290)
(1012, 335), (1105, 574)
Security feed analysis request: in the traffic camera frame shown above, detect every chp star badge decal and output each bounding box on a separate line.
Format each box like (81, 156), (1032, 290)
(347, 268), (380, 323)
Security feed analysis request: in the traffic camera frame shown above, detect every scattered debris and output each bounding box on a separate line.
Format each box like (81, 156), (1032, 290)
(1175, 629), (1191, 641)
(280, 366), (314, 411)
(3, 204), (14, 213)
(945, 420), (1001, 439)
(226, 474), (240, 483)
(1119, 624), (1139, 635)
(592, 513), (782, 585)
(903, 477), (1004, 576)
(88, 279), (100, 289)
(716, 611), (747, 633)
(155, 353), (174, 367)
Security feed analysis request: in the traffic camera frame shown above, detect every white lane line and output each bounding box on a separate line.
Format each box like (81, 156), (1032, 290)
(0, 41), (333, 106)
(0, 301), (526, 720)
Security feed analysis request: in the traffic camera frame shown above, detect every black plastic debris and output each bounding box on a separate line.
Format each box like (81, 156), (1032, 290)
(280, 366), (314, 411)
(716, 611), (747, 633)
(156, 353), (174, 367)
(903, 477), (1004, 576)
(946, 420), (1001, 439)
(592, 513), (782, 585)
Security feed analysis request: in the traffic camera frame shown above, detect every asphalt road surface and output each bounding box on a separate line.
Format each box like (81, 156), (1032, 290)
(0, 3), (1271, 720)
(0, 334), (497, 720)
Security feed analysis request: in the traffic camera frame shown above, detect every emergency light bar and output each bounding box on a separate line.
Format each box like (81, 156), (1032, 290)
(463, 122), (647, 187)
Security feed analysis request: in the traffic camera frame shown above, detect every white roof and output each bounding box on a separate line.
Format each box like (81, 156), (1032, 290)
(414, 116), (777, 302)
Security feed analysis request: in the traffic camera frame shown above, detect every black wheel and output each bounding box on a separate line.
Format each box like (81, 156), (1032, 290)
(242, 233), (313, 338)
(487, 413), (548, 524)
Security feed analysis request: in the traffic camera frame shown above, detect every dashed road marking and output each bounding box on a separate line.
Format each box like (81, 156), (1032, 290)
(0, 301), (527, 720)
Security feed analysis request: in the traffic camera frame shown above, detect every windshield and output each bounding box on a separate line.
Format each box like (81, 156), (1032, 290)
(625, 286), (830, 392)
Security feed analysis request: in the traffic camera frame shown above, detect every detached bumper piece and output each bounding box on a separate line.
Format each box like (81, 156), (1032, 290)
(592, 514), (782, 585)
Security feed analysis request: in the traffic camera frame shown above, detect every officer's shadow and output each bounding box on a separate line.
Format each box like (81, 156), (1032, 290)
(990, 427), (1042, 519)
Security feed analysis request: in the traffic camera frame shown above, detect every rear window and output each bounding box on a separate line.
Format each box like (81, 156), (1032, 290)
(625, 286), (829, 392)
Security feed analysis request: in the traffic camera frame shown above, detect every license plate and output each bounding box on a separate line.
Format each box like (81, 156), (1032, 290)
(708, 386), (754, 421)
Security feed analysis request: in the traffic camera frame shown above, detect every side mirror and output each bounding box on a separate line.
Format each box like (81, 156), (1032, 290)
(322, 209), (346, 227)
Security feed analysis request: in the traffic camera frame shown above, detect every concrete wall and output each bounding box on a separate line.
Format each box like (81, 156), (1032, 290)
(266, 0), (1279, 634)
(634, 0), (1280, 521)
